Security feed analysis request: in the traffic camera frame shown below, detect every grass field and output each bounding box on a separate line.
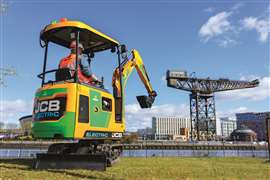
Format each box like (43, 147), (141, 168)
(0, 157), (269, 180)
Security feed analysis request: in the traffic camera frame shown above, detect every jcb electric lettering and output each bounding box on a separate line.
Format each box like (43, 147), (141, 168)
(35, 100), (60, 113)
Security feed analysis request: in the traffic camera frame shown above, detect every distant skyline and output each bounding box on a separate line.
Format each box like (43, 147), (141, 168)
(0, 0), (269, 131)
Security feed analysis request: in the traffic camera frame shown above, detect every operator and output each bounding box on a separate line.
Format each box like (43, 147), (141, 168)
(59, 40), (100, 85)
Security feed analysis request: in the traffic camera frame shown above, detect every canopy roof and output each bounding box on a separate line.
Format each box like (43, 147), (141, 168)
(40, 18), (120, 52)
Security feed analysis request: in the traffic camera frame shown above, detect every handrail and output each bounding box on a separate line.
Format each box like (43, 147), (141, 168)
(37, 68), (75, 79)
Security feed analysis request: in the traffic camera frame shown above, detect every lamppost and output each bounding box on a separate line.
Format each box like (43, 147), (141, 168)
(266, 113), (270, 160)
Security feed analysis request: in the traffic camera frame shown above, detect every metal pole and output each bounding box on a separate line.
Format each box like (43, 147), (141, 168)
(251, 140), (255, 158)
(75, 30), (80, 83)
(195, 93), (200, 141)
(189, 94), (193, 141)
(222, 139), (225, 157)
(145, 140), (148, 158)
(212, 95), (217, 139)
(162, 141), (164, 157)
(41, 42), (48, 86)
(266, 113), (270, 160)
(117, 46), (123, 121)
(129, 144), (131, 157)
(178, 142), (180, 157)
(205, 97), (209, 141)
(207, 121), (210, 156)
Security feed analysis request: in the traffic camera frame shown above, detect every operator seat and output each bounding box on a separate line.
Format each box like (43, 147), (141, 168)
(55, 68), (73, 82)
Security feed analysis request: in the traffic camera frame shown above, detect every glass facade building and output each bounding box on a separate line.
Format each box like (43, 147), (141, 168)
(236, 112), (269, 141)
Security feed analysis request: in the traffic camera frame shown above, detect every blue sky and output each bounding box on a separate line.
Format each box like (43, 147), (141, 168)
(0, 0), (269, 131)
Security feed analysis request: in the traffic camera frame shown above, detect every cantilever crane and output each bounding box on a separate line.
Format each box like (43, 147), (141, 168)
(166, 70), (259, 141)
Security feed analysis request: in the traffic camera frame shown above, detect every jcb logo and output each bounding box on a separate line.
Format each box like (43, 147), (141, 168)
(34, 97), (66, 121)
(34, 100), (60, 113)
(112, 133), (122, 138)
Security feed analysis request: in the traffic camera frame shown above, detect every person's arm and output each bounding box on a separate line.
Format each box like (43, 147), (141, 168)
(80, 57), (99, 82)
(80, 57), (92, 76)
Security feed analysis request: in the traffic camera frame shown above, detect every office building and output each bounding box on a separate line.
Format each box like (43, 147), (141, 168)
(220, 117), (237, 138)
(152, 116), (190, 140)
(137, 127), (153, 140)
(236, 112), (269, 141)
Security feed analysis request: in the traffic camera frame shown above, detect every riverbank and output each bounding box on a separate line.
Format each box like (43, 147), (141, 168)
(0, 157), (269, 179)
(0, 141), (267, 150)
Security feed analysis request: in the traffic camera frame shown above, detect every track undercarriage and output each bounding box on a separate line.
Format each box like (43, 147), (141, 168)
(34, 140), (122, 171)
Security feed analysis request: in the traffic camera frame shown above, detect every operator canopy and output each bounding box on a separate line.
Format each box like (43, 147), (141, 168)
(40, 18), (120, 53)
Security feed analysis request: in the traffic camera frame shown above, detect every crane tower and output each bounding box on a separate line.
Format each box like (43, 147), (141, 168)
(166, 70), (259, 141)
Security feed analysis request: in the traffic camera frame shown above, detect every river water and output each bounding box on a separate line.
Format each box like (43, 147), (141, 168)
(0, 149), (268, 159)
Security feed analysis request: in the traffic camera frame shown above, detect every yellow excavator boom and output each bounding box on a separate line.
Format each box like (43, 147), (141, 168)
(112, 49), (157, 100)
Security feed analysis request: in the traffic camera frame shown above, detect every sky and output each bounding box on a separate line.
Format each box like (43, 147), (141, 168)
(0, 0), (269, 132)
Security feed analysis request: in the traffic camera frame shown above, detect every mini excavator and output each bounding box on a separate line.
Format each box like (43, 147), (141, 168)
(32, 18), (157, 170)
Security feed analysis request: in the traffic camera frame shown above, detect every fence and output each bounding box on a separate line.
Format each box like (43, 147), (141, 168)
(0, 140), (269, 159)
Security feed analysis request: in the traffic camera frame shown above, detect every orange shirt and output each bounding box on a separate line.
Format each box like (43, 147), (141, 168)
(59, 54), (94, 84)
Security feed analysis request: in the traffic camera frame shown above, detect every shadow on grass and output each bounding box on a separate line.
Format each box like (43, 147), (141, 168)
(0, 159), (35, 169)
(0, 159), (111, 180)
(47, 169), (111, 180)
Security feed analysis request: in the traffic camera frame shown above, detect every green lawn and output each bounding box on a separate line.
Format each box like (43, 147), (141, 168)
(0, 157), (269, 180)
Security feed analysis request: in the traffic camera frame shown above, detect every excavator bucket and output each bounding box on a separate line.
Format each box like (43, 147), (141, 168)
(34, 153), (107, 171)
(136, 95), (155, 108)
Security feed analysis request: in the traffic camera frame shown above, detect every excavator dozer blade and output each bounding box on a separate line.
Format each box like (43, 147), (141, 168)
(34, 153), (107, 171)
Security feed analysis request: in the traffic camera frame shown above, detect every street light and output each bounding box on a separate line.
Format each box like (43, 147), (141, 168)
(266, 113), (270, 160)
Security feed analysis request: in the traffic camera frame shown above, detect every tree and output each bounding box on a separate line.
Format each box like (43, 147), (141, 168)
(121, 133), (138, 144)
(0, 121), (4, 129)
(6, 123), (18, 130)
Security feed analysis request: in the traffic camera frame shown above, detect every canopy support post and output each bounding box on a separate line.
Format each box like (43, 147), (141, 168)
(75, 30), (80, 83)
(41, 42), (49, 86)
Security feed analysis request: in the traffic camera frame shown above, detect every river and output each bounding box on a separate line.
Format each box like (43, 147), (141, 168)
(0, 148), (268, 159)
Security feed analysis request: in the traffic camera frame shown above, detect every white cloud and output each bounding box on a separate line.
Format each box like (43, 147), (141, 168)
(239, 75), (260, 81)
(199, 11), (233, 42)
(0, 99), (32, 124)
(161, 75), (166, 84)
(231, 2), (244, 11)
(217, 36), (237, 47)
(199, 3), (269, 46)
(125, 103), (189, 131)
(204, 7), (215, 13)
(216, 106), (249, 119)
(216, 76), (270, 101)
(242, 16), (270, 42)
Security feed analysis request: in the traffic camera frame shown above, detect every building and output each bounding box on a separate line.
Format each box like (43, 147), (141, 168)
(137, 127), (153, 140)
(19, 115), (32, 135)
(152, 117), (190, 140)
(236, 112), (269, 141)
(220, 117), (237, 138)
(230, 126), (257, 142)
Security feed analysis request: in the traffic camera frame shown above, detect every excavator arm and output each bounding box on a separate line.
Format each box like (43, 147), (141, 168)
(112, 49), (157, 109)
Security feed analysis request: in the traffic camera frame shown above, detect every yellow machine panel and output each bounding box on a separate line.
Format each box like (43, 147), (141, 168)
(74, 84), (125, 139)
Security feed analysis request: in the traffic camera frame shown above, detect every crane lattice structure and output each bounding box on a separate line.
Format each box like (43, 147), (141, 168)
(166, 70), (259, 141)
